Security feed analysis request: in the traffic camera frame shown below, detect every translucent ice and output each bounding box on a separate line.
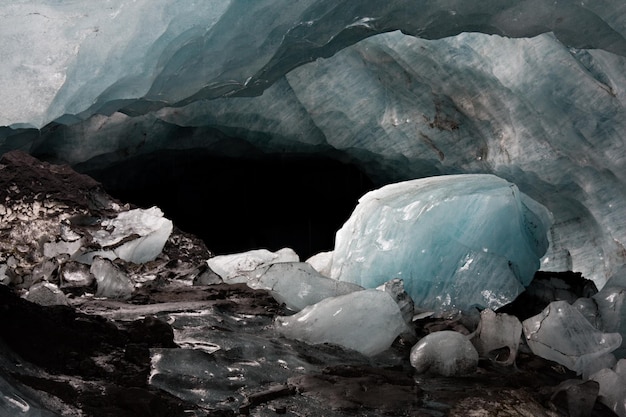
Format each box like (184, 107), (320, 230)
(593, 266), (626, 358)
(410, 331), (479, 376)
(470, 309), (522, 365)
(330, 174), (552, 312)
(90, 257), (134, 300)
(522, 300), (622, 375)
(81, 207), (173, 264)
(207, 248), (299, 283)
(275, 289), (409, 356)
(589, 359), (626, 417)
(245, 262), (362, 312)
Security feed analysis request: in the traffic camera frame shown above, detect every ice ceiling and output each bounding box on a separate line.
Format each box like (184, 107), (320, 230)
(1, 0), (626, 288)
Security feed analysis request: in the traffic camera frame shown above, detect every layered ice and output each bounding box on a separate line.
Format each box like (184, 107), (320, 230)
(410, 331), (479, 376)
(244, 262), (363, 312)
(330, 174), (552, 312)
(275, 289), (409, 356)
(522, 300), (622, 376)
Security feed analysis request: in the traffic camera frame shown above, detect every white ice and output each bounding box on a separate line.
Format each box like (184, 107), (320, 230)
(410, 330), (479, 376)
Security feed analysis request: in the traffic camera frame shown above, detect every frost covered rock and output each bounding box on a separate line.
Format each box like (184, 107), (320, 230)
(593, 266), (626, 359)
(90, 257), (134, 300)
(275, 289), (409, 356)
(24, 282), (68, 306)
(522, 300), (622, 375)
(410, 331), (479, 376)
(81, 207), (173, 264)
(589, 359), (626, 417)
(207, 248), (299, 283)
(246, 262), (362, 312)
(470, 309), (522, 365)
(331, 174), (552, 312)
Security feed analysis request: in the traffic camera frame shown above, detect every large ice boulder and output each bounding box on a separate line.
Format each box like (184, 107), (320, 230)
(330, 174), (552, 312)
(275, 289), (409, 356)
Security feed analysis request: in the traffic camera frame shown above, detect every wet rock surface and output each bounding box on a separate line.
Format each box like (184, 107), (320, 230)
(0, 151), (620, 416)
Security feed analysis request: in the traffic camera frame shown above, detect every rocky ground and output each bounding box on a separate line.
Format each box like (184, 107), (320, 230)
(0, 151), (618, 417)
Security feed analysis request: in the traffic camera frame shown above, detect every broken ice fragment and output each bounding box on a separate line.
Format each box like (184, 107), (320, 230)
(305, 251), (333, 277)
(24, 282), (68, 306)
(246, 262), (362, 312)
(330, 174), (552, 312)
(410, 331), (479, 376)
(589, 359), (626, 417)
(81, 207), (173, 264)
(593, 266), (626, 358)
(208, 248), (299, 283)
(470, 309), (522, 365)
(90, 257), (134, 300)
(522, 300), (622, 375)
(275, 289), (409, 356)
(377, 278), (415, 324)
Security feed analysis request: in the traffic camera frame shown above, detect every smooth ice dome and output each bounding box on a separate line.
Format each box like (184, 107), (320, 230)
(330, 174), (552, 312)
(410, 331), (479, 376)
(522, 300), (622, 375)
(275, 289), (409, 356)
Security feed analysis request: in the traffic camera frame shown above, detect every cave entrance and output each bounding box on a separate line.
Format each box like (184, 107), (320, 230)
(84, 148), (374, 260)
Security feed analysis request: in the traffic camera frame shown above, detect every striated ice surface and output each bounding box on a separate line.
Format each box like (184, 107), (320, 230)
(330, 174), (552, 312)
(593, 266), (626, 359)
(522, 300), (622, 375)
(80, 207), (173, 264)
(589, 359), (626, 417)
(207, 248), (299, 283)
(470, 309), (522, 365)
(410, 331), (479, 376)
(275, 289), (409, 356)
(244, 262), (362, 312)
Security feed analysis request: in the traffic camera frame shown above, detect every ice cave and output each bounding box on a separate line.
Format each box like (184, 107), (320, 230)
(1, 1), (626, 416)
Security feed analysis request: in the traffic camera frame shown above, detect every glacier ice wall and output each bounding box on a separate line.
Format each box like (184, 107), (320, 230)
(1, 1), (626, 287)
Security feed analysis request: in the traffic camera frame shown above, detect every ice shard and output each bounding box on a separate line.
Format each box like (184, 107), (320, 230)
(207, 248), (299, 283)
(90, 257), (134, 300)
(275, 289), (409, 356)
(330, 174), (552, 312)
(522, 300), (622, 375)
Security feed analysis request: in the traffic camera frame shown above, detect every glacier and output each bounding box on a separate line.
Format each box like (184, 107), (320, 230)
(1, 1), (626, 290)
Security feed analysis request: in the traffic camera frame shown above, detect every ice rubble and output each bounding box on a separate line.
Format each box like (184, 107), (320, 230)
(275, 289), (410, 356)
(330, 174), (552, 312)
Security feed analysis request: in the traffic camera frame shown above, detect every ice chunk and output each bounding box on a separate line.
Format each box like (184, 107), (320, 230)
(90, 257), (134, 300)
(376, 278), (415, 324)
(550, 379), (599, 417)
(24, 282), (68, 306)
(589, 359), (626, 417)
(470, 309), (522, 365)
(410, 331), (479, 376)
(522, 300), (622, 375)
(245, 262), (362, 312)
(275, 289), (409, 356)
(207, 248), (299, 283)
(593, 266), (626, 358)
(331, 174), (552, 312)
(305, 251), (334, 277)
(81, 207), (173, 264)
(572, 297), (603, 330)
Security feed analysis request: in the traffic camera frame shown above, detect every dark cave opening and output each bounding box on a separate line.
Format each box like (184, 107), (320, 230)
(84, 149), (375, 260)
